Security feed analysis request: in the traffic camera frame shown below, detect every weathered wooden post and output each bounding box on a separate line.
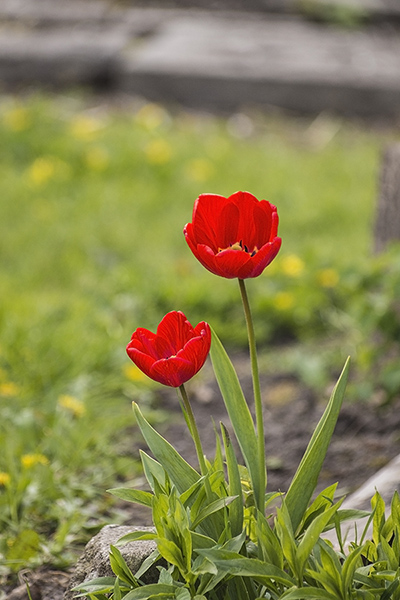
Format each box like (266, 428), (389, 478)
(374, 143), (400, 253)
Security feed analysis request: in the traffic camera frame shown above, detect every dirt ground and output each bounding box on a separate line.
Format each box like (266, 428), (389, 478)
(6, 354), (400, 600)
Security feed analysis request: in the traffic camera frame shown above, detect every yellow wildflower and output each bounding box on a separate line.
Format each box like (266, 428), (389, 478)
(21, 454), (49, 469)
(144, 139), (172, 165)
(85, 146), (110, 171)
(318, 268), (339, 288)
(58, 394), (86, 418)
(281, 254), (305, 277)
(69, 115), (104, 141)
(28, 156), (70, 186)
(273, 292), (295, 311)
(28, 157), (55, 185)
(185, 158), (214, 182)
(3, 106), (31, 132)
(0, 382), (20, 397)
(0, 472), (11, 486)
(135, 103), (167, 130)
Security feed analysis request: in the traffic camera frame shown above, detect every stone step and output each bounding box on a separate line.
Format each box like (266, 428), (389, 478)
(118, 13), (400, 116)
(0, 4), (399, 117)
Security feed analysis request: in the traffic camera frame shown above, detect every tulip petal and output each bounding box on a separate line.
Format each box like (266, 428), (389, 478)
(191, 193), (227, 250)
(151, 356), (195, 388)
(126, 345), (156, 379)
(156, 311), (194, 356)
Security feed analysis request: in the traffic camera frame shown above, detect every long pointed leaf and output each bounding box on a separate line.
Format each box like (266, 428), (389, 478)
(285, 357), (350, 532)
(209, 328), (260, 509)
(133, 402), (199, 493)
(221, 423), (244, 537)
(107, 488), (153, 507)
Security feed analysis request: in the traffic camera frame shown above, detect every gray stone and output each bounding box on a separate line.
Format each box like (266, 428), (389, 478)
(64, 525), (161, 600)
(324, 453), (400, 548)
(0, 28), (127, 88)
(119, 14), (400, 117)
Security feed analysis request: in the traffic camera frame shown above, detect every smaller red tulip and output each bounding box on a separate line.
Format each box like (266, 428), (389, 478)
(184, 191), (282, 279)
(126, 311), (211, 388)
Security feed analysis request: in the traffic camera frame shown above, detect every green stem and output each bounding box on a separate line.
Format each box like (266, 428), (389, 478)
(178, 384), (208, 478)
(238, 278), (266, 513)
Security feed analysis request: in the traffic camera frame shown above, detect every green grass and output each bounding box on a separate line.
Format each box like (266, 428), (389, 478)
(0, 91), (397, 574)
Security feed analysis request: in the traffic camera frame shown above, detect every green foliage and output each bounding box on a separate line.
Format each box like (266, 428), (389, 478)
(0, 91), (399, 576)
(78, 362), (400, 598)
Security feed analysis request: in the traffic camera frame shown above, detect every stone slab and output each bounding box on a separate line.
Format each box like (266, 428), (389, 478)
(0, 3), (399, 116)
(324, 452), (400, 548)
(0, 28), (128, 87)
(119, 14), (400, 116)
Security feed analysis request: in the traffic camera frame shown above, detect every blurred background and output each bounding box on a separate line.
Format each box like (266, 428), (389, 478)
(1, 0), (400, 588)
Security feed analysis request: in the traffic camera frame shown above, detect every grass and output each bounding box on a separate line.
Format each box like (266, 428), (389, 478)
(0, 91), (397, 577)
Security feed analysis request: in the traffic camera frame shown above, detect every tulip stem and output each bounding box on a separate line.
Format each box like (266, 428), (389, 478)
(178, 384), (208, 478)
(238, 278), (266, 514)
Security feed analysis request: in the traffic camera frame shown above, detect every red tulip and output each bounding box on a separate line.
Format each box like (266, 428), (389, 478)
(184, 191), (281, 279)
(126, 311), (211, 388)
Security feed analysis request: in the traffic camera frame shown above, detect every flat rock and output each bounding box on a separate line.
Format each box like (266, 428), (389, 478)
(0, 2), (400, 116)
(119, 14), (400, 116)
(324, 452), (400, 547)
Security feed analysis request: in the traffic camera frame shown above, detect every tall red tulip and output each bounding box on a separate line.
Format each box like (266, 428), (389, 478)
(184, 191), (281, 279)
(126, 311), (211, 388)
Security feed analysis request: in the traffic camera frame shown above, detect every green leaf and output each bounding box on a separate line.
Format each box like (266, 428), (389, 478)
(191, 496), (238, 530)
(115, 531), (157, 545)
(156, 538), (186, 572)
(296, 500), (343, 576)
(342, 545), (364, 594)
(281, 587), (339, 599)
(109, 545), (139, 587)
(114, 577), (122, 600)
(256, 509), (284, 569)
(122, 583), (177, 600)
(134, 549), (161, 581)
(133, 402), (200, 493)
(275, 502), (298, 577)
(371, 490), (386, 544)
(107, 487), (154, 507)
(72, 577), (120, 594)
(285, 357), (350, 532)
(197, 549), (296, 587)
(209, 328), (261, 512)
(221, 423), (243, 537)
(140, 451), (168, 492)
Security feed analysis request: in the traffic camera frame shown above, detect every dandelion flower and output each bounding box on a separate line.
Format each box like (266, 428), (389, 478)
(318, 268), (339, 288)
(21, 454), (49, 469)
(144, 139), (172, 165)
(281, 254), (305, 277)
(58, 394), (86, 418)
(3, 106), (31, 132)
(0, 472), (10, 486)
(273, 292), (295, 311)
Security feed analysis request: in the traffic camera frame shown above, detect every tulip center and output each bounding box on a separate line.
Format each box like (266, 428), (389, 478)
(218, 240), (258, 257)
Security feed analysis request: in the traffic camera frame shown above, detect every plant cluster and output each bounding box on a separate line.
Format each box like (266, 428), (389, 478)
(0, 93), (398, 577)
(74, 192), (400, 600)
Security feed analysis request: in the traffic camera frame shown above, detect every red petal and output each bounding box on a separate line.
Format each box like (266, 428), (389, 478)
(191, 193), (228, 250)
(130, 328), (158, 359)
(217, 201), (239, 249)
(151, 356), (195, 387)
(156, 311), (194, 355)
(126, 344), (156, 379)
(245, 237), (282, 278)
